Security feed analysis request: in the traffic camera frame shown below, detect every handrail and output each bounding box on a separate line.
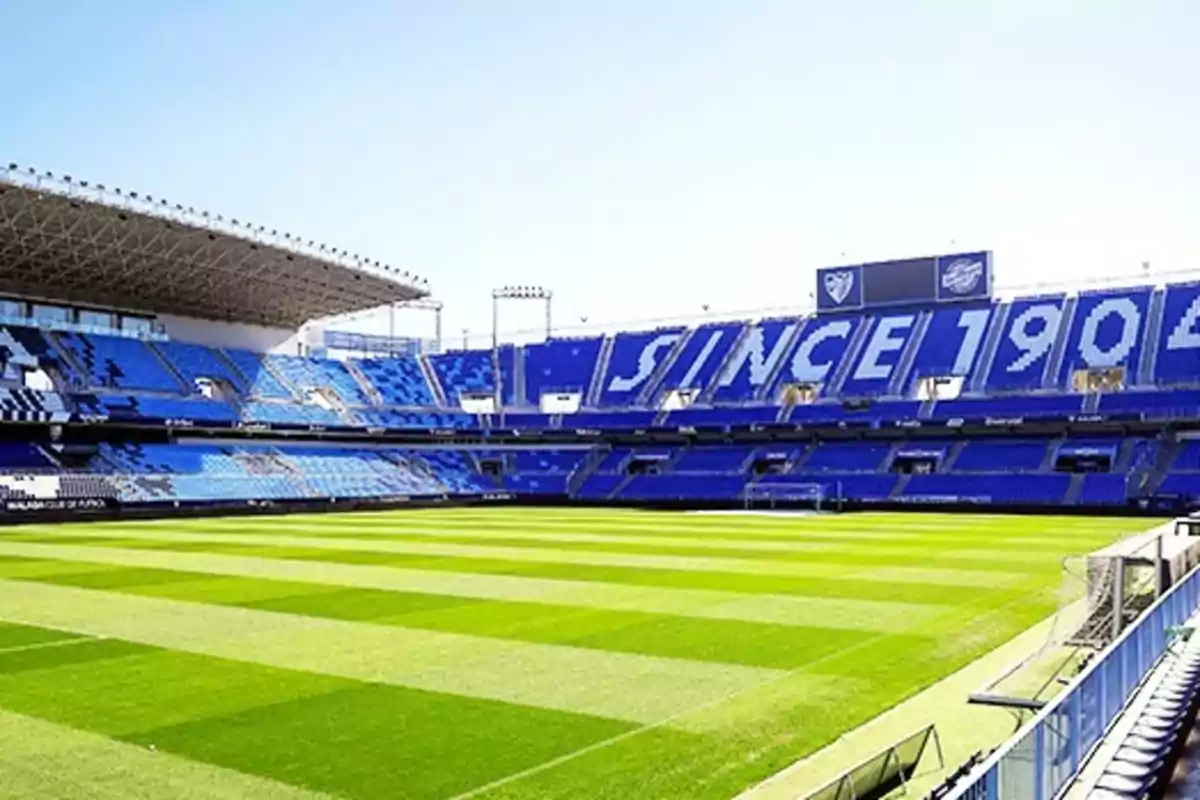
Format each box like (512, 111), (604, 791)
(944, 561), (1200, 799)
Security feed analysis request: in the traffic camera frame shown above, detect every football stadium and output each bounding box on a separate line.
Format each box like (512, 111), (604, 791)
(0, 161), (1199, 800)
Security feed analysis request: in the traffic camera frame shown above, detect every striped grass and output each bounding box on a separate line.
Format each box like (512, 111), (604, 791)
(0, 510), (1152, 799)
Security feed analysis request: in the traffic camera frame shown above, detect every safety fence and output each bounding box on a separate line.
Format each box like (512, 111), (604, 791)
(946, 562), (1200, 799)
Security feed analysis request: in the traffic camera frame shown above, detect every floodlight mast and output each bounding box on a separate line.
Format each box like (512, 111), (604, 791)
(389, 298), (444, 353)
(491, 286), (554, 413)
(491, 286), (553, 349)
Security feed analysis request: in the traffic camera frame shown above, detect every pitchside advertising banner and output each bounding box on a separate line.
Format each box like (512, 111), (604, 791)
(816, 251), (992, 313)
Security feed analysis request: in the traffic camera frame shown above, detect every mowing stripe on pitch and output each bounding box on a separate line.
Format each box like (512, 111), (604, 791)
(0, 541), (952, 632)
(0, 707), (336, 800)
(0, 579), (787, 724)
(0, 528), (1029, 586)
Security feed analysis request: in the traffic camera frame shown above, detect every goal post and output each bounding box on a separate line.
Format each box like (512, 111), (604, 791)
(742, 481), (832, 512)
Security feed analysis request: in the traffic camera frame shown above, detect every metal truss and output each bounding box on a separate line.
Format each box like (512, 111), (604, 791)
(0, 166), (427, 329)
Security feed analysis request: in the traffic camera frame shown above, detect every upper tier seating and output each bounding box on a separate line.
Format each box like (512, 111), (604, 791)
(155, 341), (248, 394)
(711, 319), (800, 404)
(597, 327), (685, 406)
(268, 355), (370, 406)
(428, 351), (494, 403)
(353, 357), (435, 406)
(522, 337), (604, 405)
(0, 326), (56, 382)
(902, 305), (994, 395)
(222, 349), (295, 399)
(54, 333), (183, 392)
(652, 322), (744, 400)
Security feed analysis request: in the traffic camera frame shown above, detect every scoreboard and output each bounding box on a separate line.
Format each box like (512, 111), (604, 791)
(816, 251), (992, 313)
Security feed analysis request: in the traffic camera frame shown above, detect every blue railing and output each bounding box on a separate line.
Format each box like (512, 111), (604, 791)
(947, 561), (1200, 799)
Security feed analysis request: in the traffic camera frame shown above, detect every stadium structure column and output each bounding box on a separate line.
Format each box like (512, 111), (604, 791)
(491, 285), (554, 408)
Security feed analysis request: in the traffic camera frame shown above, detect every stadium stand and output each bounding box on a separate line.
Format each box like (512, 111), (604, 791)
(7, 168), (1200, 516)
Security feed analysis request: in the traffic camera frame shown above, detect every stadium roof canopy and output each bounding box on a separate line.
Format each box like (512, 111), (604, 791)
(0, 164), (428, 329)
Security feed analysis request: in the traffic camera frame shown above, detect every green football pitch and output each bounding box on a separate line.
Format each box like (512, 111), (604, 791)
(0, 508), (1152, 799)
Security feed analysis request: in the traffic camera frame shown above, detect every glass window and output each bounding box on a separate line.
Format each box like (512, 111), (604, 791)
(31, 304), (70, 324)
(121, 316), (153, 336)
(0, 299), (23, 320)
(79, 309), (114, 330)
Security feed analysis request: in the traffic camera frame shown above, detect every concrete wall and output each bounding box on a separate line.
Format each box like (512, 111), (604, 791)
(158, 314), (303, 354)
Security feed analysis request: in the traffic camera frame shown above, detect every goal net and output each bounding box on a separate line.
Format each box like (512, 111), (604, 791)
(742, 482), (828, 512)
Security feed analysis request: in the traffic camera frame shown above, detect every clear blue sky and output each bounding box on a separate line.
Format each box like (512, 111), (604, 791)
(2, 1), (1197, 345)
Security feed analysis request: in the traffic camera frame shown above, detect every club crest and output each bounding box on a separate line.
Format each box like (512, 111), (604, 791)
(941, 258), (984, 295)
(823, 270), (855, 305)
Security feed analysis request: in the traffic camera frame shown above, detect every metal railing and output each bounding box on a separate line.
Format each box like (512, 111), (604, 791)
(945, 563), (1200, 799)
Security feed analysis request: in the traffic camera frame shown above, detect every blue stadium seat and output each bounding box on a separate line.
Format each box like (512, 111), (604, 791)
(0, 388), (69, 423)
(840, 312), (923, 397)
(652, 322), (745, 401)
(575, 473), (629, 499)
(672, 446), (755, 473)
(903, 473), (1070, 505)
(268, 355), (371, 406)
(903, 305), (995, 395)
(982, 294), (1067, 393)
(503, 473), (569, 495)
(241, 401), (343, 427)
(597, 327), (685, 406)
(804, 441), (892, 472)
(710, 319), (802, 404)
(522, 337), (604, 406)
(155, 341), (248, 394)
(510, 449), (589, 473)
(1053, 287), (1153, 389)
(619, 474), (746, 501)
(222, 349), (296, 399)
(352, 357), (436, 406)
(1079, 474), (1130, 506)
(355, 408), (475, 430)
(54, 332), (184, 392)
(1153, 282), (1200, 386)
(427, 350), (494, 403)
(76, 394), (238, 425)
(953, 440), (1048, 472)
(0, 442), (55, 471)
